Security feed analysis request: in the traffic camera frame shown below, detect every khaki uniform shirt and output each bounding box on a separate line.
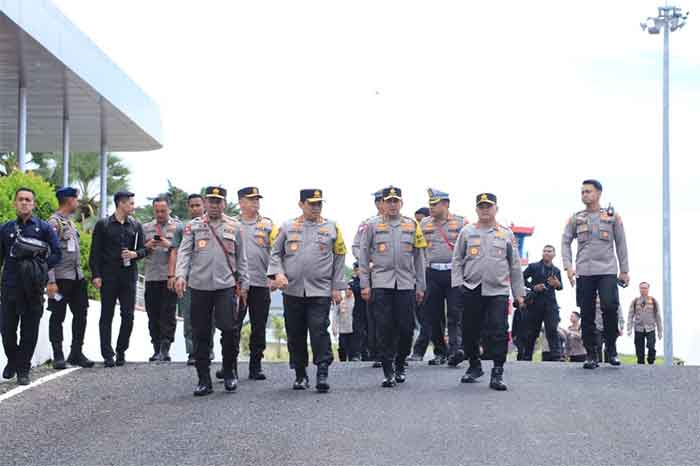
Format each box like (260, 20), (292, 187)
(176, 214), (249, 291)
(562, 209), (629, 276)
(452, 223), (526, 298)
(358, 215), (427, 291)
(627, 296), (662, 334)
(143, 217), (182, 282)
(420, 214), (466, 265)
(47, 211), (82, 281)
(235, 214), (278, 288)
(352, 216), (375, 260)
(267, 216), (347, 298)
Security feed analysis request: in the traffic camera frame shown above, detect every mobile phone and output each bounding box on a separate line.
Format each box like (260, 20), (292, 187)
(154, 235), (161, 241)
(617, 279), (628, 288)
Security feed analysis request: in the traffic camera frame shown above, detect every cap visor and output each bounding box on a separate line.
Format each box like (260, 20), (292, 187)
(428, 198), (442, 205)
(476, 200), (496, 206)
(245, 194), (263, 199)
(307, 198), (324, 203)
(384, 195), (402, 201)
(206, 194), (226, 200)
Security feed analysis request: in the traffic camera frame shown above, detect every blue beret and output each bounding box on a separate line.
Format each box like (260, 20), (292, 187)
(55, 187), (78, 199)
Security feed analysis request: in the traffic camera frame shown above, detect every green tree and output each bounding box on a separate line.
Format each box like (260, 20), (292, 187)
(0, 171), (57, 222)
(272, 315), (286, 359)
(240, 323), (252, 356)
(0, 152), (21, 176)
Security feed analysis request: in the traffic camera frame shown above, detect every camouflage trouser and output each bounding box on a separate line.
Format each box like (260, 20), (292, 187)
(181, 287), (214, 355)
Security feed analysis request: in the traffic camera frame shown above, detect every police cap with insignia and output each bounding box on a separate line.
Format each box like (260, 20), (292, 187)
(55, 187), (79, 199)
(300, 189), (324, 203)
(428, 188), (449, 205)
(475, 192), (497, 206)
(205, 186), (227, 199)
(238, 186), (263, 199)
(383, 186), (402, 201)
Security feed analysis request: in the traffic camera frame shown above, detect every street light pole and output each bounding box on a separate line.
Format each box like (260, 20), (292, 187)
(640, 5), (688, 366)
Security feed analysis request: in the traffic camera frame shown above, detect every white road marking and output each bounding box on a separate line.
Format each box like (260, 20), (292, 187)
(0, 367), (80, 403)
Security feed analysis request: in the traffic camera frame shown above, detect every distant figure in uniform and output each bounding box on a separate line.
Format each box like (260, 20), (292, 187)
(143, 196), (182, 363)
(89, 191), (146, 368)
(453, 193), (525, 391)
(348, 262), (368, 360)
(168, 193), (213, 365)
(563, 311), (587, 362)
(332, 285), (358, 361)
(175, 186), (249, 396)
(47, 187), (94, 370)
(229, 186), (278, 380)
(521, 245), (563, 361)
(562, 179), (629, 369)
(408, 207), (431, 362)
(420, 189), (467, 367)
(268, 189), (346, 392)
(1, 187), (61, 385)
(352, 189), (385, 368)
(627, 282), (662, 365)
(359, 186), (427, 387)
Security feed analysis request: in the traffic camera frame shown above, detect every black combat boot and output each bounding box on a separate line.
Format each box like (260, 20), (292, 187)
(249, 358), (266, 380)
(194, 369), (213, 397)
(460, 360), (485, 383)
(3, 362), (16, 380)
(17, 372), (31, 386)
(159, 341), (172, 362)
(448, 350), (465, 368)
(224, 361), (238, 392)
(381, 360), (396, 388)
(583, 350), (599, 369)
(316, 363), (330, 393)
(115, 352), (126, 366)
(293, 367), (310, 390)
(67, 347), (95, 368)
(395, 359), (407, 384)
(52, 343), (67, 370)
(489, 367), (507, 391)
(606, 343), (621, 366)
(148, 343), (161, 362)
(428, 354), (447, 366)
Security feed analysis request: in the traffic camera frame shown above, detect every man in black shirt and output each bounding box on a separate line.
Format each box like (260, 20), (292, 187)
(89, 191), (146, 367)
(521, 245), (563, 361)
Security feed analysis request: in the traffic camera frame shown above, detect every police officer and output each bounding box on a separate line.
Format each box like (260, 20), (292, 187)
(143, 196), (182, 362)
(562, 179), (629, 369)
(453, 193), (525, 391)
(175, 186), (249, 396)
(89, 191), (146, 367)
(420, 188), (467, 367)
(352, 189), (385, 367)
(47, 187), (94, 370)
(359, 186), (427, 387)
(626, 282), (662, 365)
(268, 189), (346, 392)
(232, 186), (278, 380)
(1, 187), (61, 385)
(520, 245), (564, 361)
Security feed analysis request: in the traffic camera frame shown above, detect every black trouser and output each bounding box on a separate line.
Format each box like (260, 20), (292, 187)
(144, 280), (177, 345)
(283, 294), (333, 369)
(411, 300), (431, 357)
(578, 275), (619, 357)
(234, 286), (270, 362)
(99, 271), (137, 359)
(373, 288), (415, 366)
(366, 298), (379, 360)
(191, 287), (238, 377)
(521, 300), (561, 361)
(460, 286), (509, 367)
(635, 330), (656, 364)
(424, 268), (462, 357)
(48, 279), (89, 352)
(1, 288), (43, 374)
(338, 333), (360, 361)
(351, 298), (368, 359)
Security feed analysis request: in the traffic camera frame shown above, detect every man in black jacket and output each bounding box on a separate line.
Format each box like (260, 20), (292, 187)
(89, 191), (146, 367)
(521, 245), (563, 361)
(1, 187), (61, 385)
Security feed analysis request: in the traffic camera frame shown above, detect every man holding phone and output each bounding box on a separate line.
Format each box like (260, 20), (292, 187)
(143, 196), (182, 362)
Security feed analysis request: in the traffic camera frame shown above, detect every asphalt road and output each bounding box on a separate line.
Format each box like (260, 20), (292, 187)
(0, 361), (697, 466)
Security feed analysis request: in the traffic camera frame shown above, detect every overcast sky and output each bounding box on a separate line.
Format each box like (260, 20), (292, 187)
(53, 0), (699, 363)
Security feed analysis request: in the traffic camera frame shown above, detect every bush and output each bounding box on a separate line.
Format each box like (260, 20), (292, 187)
(79, 227), (99, 299)
(0, 171), (58, 222)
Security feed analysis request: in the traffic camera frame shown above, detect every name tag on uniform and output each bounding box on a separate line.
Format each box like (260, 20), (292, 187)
(67, 237), (76, 252)
(222, 231), (235, 240)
